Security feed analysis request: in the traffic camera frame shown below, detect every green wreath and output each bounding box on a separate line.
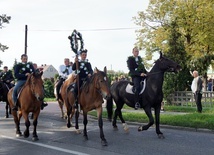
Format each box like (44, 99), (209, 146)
(68, 30), (84, 54)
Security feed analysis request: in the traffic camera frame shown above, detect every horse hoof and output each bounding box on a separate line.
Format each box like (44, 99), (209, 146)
(67, 123), (71, 128)
(158, 134), (165, 139)
(76, 129), (81, 134)
(5, 115), (9, 118)
(101, 140), (108, 146)
(138, 126), (143, 132)
(16, 133), (22, 137)
(32, 137), (39, 141)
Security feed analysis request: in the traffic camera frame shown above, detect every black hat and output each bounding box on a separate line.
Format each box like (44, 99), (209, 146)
(80, 49), (87, 54)
(3, 66), (8, 69)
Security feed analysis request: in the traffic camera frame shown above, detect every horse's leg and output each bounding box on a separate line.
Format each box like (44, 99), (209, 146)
(138, 106), (154, 131)
(11, 111), (22, 137)
(112, 102), (124, 130)
(154, 106), (165, 139)
(83, 111), (88, 140)
(97, 107), (107, 146)
(116, 104), (129, 132)
(75, 105), (80, 134)
(66, 105), (71, 128)
(22, 112), (30, 138)
(5, 101), (9, 118)
(32, 110), (40, 141)
(58, 100), (64, 119)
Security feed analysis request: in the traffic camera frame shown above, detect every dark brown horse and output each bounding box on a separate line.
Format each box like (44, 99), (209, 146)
(66, 67), (111, 146)
(54, 74), (76, 119)
(7, 71), (44, 141)
(0, 80), (11, 118)
(106, 52), (181, 138)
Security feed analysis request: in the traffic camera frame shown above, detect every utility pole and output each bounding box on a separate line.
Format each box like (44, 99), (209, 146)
(24, 25), (28, 54)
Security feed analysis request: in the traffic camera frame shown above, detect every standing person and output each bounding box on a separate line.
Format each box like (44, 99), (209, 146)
(127, 47), (147, 110)
(56, 58), (73, 100)
(191, 70), (203, 113)
(12, 54), (35, 111)
(33, 63), (48, 109)
(0, 66), (14, 88)
(207, 78), (212, 91)
(72, 49), (93, 98)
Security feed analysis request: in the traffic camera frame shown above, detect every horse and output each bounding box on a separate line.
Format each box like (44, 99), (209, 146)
(0, 80), (11, 118)
(106, 52), (181, 139)
(54, 74), (76, 119)
(65, 67), (111, 146)
(7, 71), (44, 141)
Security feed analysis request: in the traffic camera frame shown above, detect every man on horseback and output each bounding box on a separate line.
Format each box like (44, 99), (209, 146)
(56, 58), (73, 100)
(127, 47), (147, 110)
(0, 66), (14, 89)
(12, 54), (35, 111)
(72, 49), (93, 99)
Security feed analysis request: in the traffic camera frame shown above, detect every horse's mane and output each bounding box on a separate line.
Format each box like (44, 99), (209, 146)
(81, 71), (106, 94)
(24, 72), (41, 87)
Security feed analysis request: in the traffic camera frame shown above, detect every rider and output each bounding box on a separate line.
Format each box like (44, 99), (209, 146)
(72, 49), (93, 99)
(0, 66), (14, 88)
(12, 54), (35, 111)
(127, 47), (147, 110)
(56, 58), (73, 100)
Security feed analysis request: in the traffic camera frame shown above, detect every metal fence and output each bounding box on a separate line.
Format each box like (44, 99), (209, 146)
(167, 91), (214, 107)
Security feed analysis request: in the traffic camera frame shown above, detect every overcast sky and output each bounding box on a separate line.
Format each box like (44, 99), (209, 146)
(0, 0), (149, 73)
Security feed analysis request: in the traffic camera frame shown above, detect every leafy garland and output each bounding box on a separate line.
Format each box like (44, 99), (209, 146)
(79, 59), (89, 74)
(128, 56), (145, 72)
(17, 62), (33, 74)
(68, 30), (84, 54)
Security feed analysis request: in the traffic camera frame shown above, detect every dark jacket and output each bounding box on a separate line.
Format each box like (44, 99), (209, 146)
(14, 62), (35, 80)
(0, 70), (14, 83)
(127, 56), (147, 77)
(72, 60), (93, 80)
(196, 77), (203, 94)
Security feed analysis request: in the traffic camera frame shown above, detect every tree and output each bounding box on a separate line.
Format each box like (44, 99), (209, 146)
(133, 0), (214, 76)
(0, 14), (11, 52)
(133, 0), (214, 95)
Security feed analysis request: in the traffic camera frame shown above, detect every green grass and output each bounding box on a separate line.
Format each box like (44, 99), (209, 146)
(44, 98), (56, 102)
(89, 106), (214, 130)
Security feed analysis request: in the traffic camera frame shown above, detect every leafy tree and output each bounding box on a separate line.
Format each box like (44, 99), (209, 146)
(0, 14), (11, 52)
(133, 0), (214, 76)
(133, 0), (214, 96)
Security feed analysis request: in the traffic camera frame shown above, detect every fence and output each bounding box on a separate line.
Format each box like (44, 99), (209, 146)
(167, 91), (214, 107)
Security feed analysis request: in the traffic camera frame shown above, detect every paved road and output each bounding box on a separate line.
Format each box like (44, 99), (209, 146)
(0, 101), (214, 155)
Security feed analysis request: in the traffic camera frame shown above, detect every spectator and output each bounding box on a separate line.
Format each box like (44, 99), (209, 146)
(191, 70), (203, 113)
(207, 78), (212, 91)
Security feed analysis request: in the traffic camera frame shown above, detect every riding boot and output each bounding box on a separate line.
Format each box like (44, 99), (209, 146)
(134, 91), (140, 110)
(12, 102), (18, 111)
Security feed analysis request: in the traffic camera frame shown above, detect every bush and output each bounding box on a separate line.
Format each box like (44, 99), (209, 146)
(43, 78), (55, 98)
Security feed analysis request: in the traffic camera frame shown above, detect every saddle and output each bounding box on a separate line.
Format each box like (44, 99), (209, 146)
(125, 80), (146, 95)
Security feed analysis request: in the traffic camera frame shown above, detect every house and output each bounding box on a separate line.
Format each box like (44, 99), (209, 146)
(39, 64), (58, 79)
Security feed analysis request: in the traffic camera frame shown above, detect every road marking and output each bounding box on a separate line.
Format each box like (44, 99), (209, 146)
(0, 135), (90, 155)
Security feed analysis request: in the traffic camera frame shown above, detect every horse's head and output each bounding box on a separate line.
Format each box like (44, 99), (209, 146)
(27, 71), (44, 101)
(155, 51), (181, 73)
(93, 67), (111, 99)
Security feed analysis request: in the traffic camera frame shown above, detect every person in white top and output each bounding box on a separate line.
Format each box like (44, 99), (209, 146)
(56, 58), (73, 100)
(191, 70), (203, 113)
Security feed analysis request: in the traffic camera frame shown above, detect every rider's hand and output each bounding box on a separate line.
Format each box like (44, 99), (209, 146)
(74, 57), (78, 63)
(25, 73), (30, 76)
(88, 74), (92, 77)
(141, 73), (147, 77)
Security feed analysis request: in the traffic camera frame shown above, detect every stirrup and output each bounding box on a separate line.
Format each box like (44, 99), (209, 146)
(135, 102), (140, 110)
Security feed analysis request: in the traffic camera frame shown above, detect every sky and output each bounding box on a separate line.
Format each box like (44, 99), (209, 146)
(0, 0), (149, 73)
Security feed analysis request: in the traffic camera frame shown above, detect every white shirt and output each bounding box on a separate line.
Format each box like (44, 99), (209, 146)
(58, 65), (72, 79)
(191, 76), (199, 93)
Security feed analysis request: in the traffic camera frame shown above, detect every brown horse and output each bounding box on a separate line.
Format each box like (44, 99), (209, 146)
(7, 71), (44, 141)
(65, 67), (111, 146)
(54, 74), (76, 119)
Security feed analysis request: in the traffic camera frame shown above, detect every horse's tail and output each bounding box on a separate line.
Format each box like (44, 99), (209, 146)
(106, 95), (113, 122)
